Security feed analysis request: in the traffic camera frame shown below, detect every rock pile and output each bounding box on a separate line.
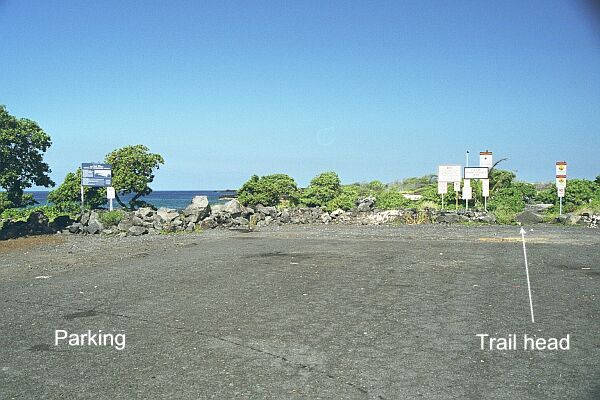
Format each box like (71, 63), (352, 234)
(62, 195), (506, 236)
(3, 197), (597, 240)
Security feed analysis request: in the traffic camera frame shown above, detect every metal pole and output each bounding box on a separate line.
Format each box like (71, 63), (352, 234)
(484, 196), (487, 212)
(109, 198), (113, 212)
(441, 193), (444, 211)
(80, 185), (84, 213)
(559, 197), (563, 216)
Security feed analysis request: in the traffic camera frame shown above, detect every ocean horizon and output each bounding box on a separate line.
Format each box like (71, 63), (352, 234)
(26, 190), (237, 210)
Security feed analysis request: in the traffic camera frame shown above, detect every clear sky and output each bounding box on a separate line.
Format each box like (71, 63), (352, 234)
(1, 0), (599, 189)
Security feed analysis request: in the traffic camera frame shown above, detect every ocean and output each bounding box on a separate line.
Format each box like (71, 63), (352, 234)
(27, 190), (237, 210)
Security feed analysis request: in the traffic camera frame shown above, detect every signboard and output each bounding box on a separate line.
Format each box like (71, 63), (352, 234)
(482, 179), (490, 197)
(555, 161), (567, 176)
(556, 175), (567, 189)
(82, 163), (112, 187)
(463, 178), (471, 188)
(437, 181), (448, 194)
(106, 187), (116, 200)
(462, 186), (472, 200)
(479, 151), (493, 169)
(438, 165), (462, 182)
(453, 181), (461, 192)
(557, 187), (565, 198)
(464, 167), (489, 179)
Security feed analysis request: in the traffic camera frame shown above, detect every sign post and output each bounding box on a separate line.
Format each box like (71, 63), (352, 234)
(464, 167), (489, 211)
(81, 163), (113, 211)
(463, 179), (472, 210)
(479, 151), (492, 211)
(438, 165), (462, 210)
(106, 187), (116, 211)
(555, 161), (567, 216)
(482, 178), (490, 211)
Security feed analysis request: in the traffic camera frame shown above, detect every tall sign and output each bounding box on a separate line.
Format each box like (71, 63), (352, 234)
(555, 161), (567, 215)
(479, 151), (493, 169)
(438, 165), (462, 210)
(80, 163), (112, 211)
(81, 163), (112, 187)
(479, 151), (492, 211)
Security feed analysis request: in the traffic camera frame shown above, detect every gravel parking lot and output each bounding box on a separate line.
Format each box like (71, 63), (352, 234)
(1, 224), (598, 399)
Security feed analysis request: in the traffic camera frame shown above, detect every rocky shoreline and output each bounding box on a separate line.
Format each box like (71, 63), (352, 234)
(1, 196), (598, 240)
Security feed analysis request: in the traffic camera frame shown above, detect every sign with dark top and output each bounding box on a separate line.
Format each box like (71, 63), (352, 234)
(81, 163), (112, 187)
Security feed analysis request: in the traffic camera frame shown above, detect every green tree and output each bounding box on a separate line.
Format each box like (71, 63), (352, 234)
(0, 105), (54, 209)
(105, 145), (164, 210)
(238, 174), (299, 207)
(48, 168), (106, 211)
(300, 172), (342, 207)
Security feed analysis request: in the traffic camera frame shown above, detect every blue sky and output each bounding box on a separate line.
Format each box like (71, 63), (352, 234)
(1, 0), (599, 189)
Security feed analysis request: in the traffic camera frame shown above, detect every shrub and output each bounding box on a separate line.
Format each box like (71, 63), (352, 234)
(300, 172), (342, 207)
(494, 207), (518, 225)
(98, 210), (123, 227)
(489, 182), (536, 213)
(535, 179), (599, 213)
(0, 205), (69, 222)
(375, 190), (412, 210)
(326, 185), (360, 211)
(238, 174), (299, 207)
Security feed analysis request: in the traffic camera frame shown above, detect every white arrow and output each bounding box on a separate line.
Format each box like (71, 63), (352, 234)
(520, 227), (535, 323)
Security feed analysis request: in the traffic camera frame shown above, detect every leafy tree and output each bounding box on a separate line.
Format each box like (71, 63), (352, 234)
(489, 169), (515, 192)
(0, 105), (54, 209)
(47, 168), (106, 211)
(105, 145), (164, 210)
(238, 174), (299, 207)
(300, 172), (342, 207)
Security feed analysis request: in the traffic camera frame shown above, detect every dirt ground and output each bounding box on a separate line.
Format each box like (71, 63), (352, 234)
(0, 224), (598, 399)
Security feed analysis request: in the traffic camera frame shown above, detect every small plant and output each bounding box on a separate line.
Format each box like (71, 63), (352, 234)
(493, 207), (517, 225)
(98, 210), (123, 227)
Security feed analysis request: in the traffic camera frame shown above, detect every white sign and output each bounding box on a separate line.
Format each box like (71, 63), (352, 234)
(462, 186), (472, 200)
(463, 179), (471, 188)
(480, 151), (493, 169)
(437, 181), (448, 194)
(557, 187), (565, 198)
(464, 167), (489, 179)
(555, 162), (567, 176)
(438, 165), (462, 182)
(453, 181), (461, 192)
(482, 179), (490, 197)
(555, 176), (567, 189)
(106, 187), (116, 200)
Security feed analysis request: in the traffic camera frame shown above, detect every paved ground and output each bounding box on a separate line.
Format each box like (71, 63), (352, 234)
(0, 224), (598, 399)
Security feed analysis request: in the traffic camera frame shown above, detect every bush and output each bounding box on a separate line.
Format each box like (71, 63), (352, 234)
(0, 205), (70, 222)
(494, 207), (518, 225)
(375, 190), (412, 210)
(535, 179), (599, 213)
(300, 172), (342, 207)
(238, 174), (299, 207)
(489, 182), (536, 213)
(326, 185), (360, 211)
(98, 210), (123, 227)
